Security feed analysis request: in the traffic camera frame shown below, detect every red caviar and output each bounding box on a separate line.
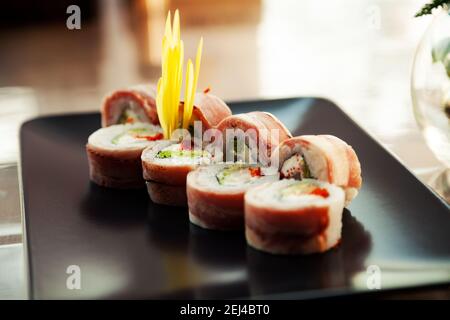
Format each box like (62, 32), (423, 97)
(310, 187), (329, 198)
(126, 117), (135, 124)
(248, 167), (261, 177)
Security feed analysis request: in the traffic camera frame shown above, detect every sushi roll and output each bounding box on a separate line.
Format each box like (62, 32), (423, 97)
(187, 163), (279, 230)
(274, 135), (362, 205)
(86, 123), (163, 189)
(191, 92), (232, 131)
(140, 91), (230, 206)
(141, 140), (213, 206)
(146, 181), (188, 208)
(101, 84), (159, 127)
(216, 112), (292, 165)
(245, 179), (345, 255)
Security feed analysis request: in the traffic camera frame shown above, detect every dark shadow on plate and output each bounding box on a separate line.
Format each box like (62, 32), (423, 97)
(246, 210), (372, 298)
(146, 202), (190, 252)
(188, 224), (247, 269)
(80, 182), (149, 226)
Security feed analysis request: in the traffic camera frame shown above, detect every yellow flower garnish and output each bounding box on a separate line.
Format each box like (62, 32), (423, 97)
(156, 10), (203, 138)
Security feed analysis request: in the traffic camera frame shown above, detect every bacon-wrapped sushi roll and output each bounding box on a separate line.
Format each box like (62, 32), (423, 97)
(245, 179), (345, 255)
(190, 92), (232, 131)
(187, 163), (279, 230)
(216, 112), (292, 165)
(275, 135), (362, 205)
(101, 84), (159, 127)
(141, 140), (213, 206)
(86, 123), (163, 189)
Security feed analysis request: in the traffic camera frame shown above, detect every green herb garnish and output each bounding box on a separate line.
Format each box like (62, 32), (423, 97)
(415, 1), (448, 17)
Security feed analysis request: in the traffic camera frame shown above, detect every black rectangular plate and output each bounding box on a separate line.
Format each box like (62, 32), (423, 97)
(20, 98), (450, 299)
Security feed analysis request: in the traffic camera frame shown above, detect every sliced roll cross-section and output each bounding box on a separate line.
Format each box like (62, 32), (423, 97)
(141, 140), (213, 206)
(245, 179), (345, 255)
(275, 135), (362, 205)
(187, 163), (279, 230)
(86, 123), (163, 189)
(101, 84), (159, 127)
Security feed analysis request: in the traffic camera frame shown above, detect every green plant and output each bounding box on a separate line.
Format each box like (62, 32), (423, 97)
(415, 0), (449, 17)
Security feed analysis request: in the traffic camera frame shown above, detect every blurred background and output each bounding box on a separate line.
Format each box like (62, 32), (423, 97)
(0, 0), (446, 298)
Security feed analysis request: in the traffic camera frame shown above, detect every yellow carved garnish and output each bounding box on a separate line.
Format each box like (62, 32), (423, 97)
(183, 38), (203, 129)
(156, 10), (203, 138)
